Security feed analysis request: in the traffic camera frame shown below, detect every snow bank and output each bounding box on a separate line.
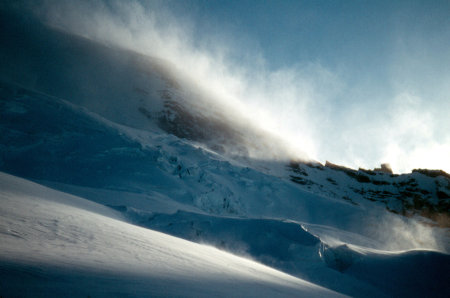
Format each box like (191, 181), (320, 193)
(0, 172), (341, 297)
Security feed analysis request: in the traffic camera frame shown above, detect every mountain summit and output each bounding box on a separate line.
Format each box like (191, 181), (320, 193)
(0, 7), (449, 297)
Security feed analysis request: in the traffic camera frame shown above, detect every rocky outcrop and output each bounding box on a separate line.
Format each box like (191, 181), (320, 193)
(288, 160), (450, 227)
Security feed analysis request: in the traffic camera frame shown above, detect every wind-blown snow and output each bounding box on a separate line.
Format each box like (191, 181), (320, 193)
(0, 5), (449, 297)
(0, 172), (342, 297)
(1, 79), (448, 297)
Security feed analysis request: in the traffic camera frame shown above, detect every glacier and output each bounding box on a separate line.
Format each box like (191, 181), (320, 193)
(0, 6), (449, 297)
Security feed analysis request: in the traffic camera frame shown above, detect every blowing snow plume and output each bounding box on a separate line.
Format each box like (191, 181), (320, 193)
(5, 0), (450, 172)
(0, 0), (314, 162)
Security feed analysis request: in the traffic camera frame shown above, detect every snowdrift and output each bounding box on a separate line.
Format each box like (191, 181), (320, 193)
(0, 172), (342, 297)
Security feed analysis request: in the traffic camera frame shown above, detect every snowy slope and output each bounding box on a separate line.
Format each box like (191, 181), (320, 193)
(1, 7), (447, 228)
(0, 172), (343, 297)
(1, 79), (447, 250)
(1, 75), (449, 297)
(286, 161), (450, 226)
(0, 8), (294, 160)
(1, 6), (449, 298)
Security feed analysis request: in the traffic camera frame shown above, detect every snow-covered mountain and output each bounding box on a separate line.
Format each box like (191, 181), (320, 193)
(0, 8), (294, 160)
(1, 7), (449, 297)
(0, 172), (343, 297)
(287, 161), (450, 227)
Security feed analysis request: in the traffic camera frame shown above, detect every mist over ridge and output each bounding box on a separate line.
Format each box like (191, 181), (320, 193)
(0, 5), (310, 163)
(4, 0), (450, 173)
(1, 3), (450, 296)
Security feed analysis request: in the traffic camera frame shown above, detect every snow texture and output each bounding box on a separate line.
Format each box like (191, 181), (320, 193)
(0, 6), (449, 297)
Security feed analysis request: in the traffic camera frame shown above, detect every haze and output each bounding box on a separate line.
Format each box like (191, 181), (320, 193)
(21, 0), (450, 173)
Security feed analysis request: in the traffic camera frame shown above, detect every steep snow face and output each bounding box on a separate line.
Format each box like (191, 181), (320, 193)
(286, 161), (450, 228)
(0, 172), (342, 297)
(1, 7), (450, 298)
(0, 9), (303, 161)
(0, 80), (370, 231)
(1, 8), (447, 226)
(1, 79), (449, 297)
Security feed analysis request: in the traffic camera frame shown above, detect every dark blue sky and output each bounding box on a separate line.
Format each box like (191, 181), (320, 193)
(166, 1), (447, 68)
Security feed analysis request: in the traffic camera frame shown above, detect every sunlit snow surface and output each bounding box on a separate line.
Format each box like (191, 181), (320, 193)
(0, 7), (449, 297)
(0, 172), (343, 297)
(1, 81), (449, 297)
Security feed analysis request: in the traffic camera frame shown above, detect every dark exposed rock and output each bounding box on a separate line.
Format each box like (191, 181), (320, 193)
(287, 159), (450, 227)
(325, 161), (354, 173)
(413, 169), (450, 180)
(287, 161), (308, 176)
